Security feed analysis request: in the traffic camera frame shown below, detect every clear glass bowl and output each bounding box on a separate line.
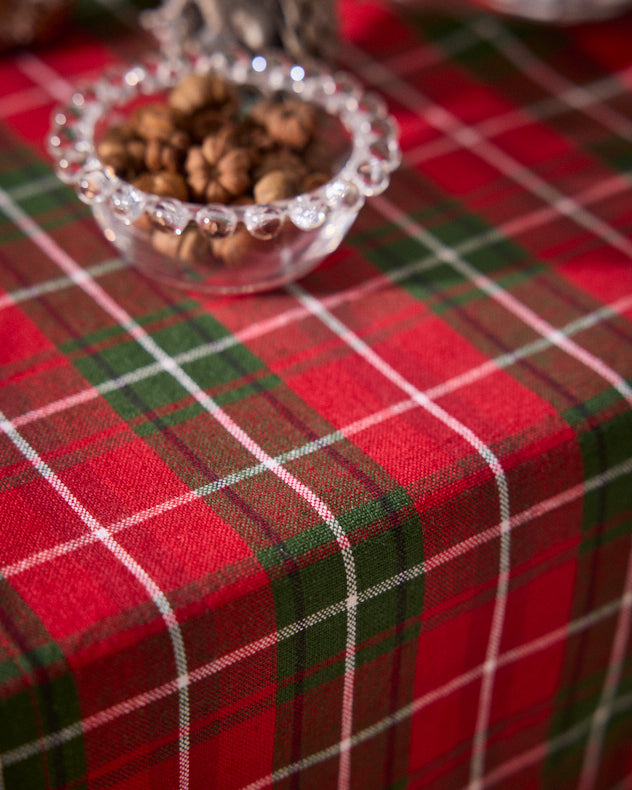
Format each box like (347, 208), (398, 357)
(47, 46), (401, 295)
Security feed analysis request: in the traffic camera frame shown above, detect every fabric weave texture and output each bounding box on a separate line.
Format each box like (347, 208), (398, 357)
(0, 1), (631, 788)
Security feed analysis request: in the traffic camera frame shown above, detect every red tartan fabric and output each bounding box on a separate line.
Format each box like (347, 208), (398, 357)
(0, 1), (632, 789)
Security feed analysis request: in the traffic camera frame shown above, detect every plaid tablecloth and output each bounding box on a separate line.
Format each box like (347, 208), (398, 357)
(1, 0), (631, 788)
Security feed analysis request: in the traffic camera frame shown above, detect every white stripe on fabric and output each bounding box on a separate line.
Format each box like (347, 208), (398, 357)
(405, 64), (632, 169)
(0, 86), (51, 119)
(3, 457), (631, 770)
(343, 43), (632, 265)
(341, 38), (632, 784)
(375, 195), (632, 407)
(288, 283), (512, 790)
(361, 30), (632, 780)
(6, 41), (632, 790)
(1, 131), (360, 788)
(0, 187), (199, 787)
(463, 24), (632, 788)
(1, 157), (628, 324)
(16, 53), (73, 104)
(373, 192), (632, 789)
(578, 548), (632, 790)
(7, 174), (62, 201)
(2, 172), (630, 441)
(480, 690), (632, 789)
(240, 622), (632, 790)
(0, 409), (191, 789)
(471, 16), (632, 142)
(0, 258), (124, 311)
(3, 291), (631, 582)
(365, 24), (477, 84)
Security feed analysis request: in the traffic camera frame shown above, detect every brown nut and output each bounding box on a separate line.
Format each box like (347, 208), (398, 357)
(253, 169), (300, 203)
(131, 103), (177, 142)
(303, 172), (330, 192)
(211, 227), (260, 268)
(185, 129), (251, 203)
(262, 98), (318, 150)
(168, 72), (238, 117)
(151, 228), (181, 258)
(178, 225), (210, 265)
(234, 116), (274, 156)
(186, 108), (233, 143)
(132, 172), (190, 232)
(151, 226), (209, 266)
(253, 148), (308, 182)
(133, 171), (190, 201)
(303, 136), (336, 175)
(144, 130), (191, 173)
(96, 124), (144, 177)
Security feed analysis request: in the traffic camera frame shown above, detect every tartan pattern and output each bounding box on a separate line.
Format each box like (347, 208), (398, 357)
(0, 0), (631, 787)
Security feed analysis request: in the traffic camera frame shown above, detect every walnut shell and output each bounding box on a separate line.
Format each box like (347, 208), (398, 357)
(211, 227), (259, 269)
(169, 72), (238, 117)
(131, 103), (177, 143)
(262, 98), (318, 150)
(133, 171), (189, 201)
(253, 169), (300, 203)
(303, 172), (330, 192)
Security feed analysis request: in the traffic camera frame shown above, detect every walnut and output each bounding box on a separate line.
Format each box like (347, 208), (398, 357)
(253, 169), (300, 203)
(144, 130), (191, 173)
(133, 171), (189, 201)
(152, 225), (210, 266)
(211, 227), (260, 268)
(234, 117), (275, 156)
(304, 136), (337, 174)
(178, 225), (210, 265)
(253, 148), (308, 182)
(97, 69), (338, 214)
(185, 128), (251, 203)
(303, 171), (330, 192)
(186, 108), (232, 143)
(151, 228), (181, 258)
(168, 72), (238, 117)
(97, 124), (145, 177)
(131, 103), (178, 142)
(132, 171), (190, 231)
(255, 97), (318, 150)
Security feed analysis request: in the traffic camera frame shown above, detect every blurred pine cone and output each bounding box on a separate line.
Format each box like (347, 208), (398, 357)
(143, 0), (338, 62)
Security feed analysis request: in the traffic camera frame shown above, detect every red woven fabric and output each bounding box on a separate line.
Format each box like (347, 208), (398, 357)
(0, 1), (631, 788)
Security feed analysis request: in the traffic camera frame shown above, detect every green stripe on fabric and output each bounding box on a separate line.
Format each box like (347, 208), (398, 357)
(0, 159), (54, 194)
(0, 580), (86, 789)
(60, 300), (200, 355)
(399, 10), (464, 41)
(563, 387), (629, 429)
(0, 643), (64, 685)
(73, 340), (158, 384)
(71, 301), (269, 424)
(276, 611), (349, 703)
(574, 409), (632, 536)
(18, 185), (86, 224)
(358, 205), (534, 289)
(589, 137), (632, 172)
(266, 484), (424, 682)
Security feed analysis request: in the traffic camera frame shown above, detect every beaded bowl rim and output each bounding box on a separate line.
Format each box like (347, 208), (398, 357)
(47, 44), (402, 240)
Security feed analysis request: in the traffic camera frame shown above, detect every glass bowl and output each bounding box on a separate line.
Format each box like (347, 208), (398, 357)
(47, 46), (401, 295)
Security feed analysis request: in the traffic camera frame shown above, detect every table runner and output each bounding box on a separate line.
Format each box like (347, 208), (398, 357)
(0, 1), (631, 788)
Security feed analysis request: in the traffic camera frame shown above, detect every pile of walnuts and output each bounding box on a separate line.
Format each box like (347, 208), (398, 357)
(98, 71), (335, 210)
(97, 70), (337, 268)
